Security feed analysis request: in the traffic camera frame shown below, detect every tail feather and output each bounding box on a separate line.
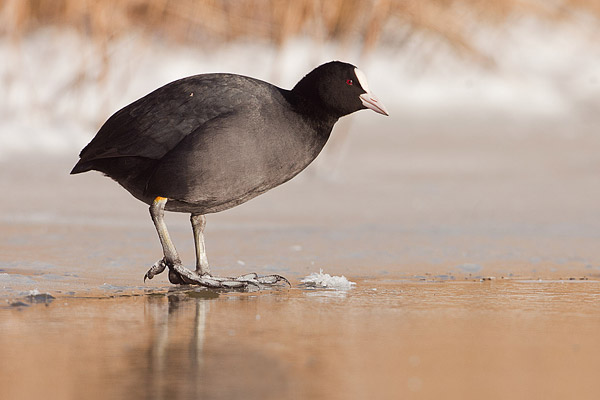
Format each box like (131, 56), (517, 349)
(71, 160), (92, 175)
(70, 160), (93, 174)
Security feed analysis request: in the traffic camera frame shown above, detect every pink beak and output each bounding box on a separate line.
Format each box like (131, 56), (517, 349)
(360, 93), (389, 116)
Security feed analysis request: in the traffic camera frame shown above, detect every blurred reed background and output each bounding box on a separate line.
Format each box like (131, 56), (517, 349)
(0, 0), (598, 158)
(2, 0), (599, 56)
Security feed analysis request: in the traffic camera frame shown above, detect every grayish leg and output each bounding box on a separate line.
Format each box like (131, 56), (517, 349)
(151, 197), (181, 265)
(144, 197), (185, 284)
(191, 213), (211, 276)
(144, 198), (291, 289)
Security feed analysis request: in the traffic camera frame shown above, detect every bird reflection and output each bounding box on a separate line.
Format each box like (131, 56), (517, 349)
(143, 288), (216, 400)
(139, 288), (288, 400)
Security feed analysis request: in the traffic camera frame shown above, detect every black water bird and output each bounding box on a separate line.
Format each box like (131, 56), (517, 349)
(71, 61), (389, 288)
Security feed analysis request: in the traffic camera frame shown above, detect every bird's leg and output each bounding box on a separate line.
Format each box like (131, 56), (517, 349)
(144, 199), (290, 289)
(191, 213), (211, 276)
(151, 197), (180, 265)
(144, 196), (186, 284)
(175, 213), (291, 289)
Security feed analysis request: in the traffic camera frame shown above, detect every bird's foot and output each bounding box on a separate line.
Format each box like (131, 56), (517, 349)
(169, 264), (290, 290)
(144, 259), (189, 285)
(144, 259), (167, 282)
(144, 260), (289, 289)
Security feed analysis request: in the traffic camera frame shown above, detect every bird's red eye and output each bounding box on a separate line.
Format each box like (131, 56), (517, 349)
(346, 79), (353, 85)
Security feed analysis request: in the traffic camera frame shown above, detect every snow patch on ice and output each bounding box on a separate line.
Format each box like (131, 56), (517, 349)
(16, 288), (56, 304)
(301, 269), (356, 290)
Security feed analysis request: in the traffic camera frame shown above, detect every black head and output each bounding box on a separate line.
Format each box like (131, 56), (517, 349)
(292, 61), (389, 118)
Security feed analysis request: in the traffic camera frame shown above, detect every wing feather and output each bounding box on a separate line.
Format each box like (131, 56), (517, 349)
(78, 74), (259, 162)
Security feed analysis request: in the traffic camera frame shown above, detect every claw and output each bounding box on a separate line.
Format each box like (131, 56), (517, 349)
(256, 274), (291, 286)
(144, 259), (167, 282)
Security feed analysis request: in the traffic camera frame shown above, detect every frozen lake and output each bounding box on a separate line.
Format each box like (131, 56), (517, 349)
(2, 19), (600, 399)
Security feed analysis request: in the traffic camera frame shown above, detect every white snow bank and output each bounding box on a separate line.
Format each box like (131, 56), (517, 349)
(301, 269), (356, 290)
(1, 17), (599, 160)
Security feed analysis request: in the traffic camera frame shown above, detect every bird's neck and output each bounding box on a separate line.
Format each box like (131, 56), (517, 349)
(281, 88), (338, 137)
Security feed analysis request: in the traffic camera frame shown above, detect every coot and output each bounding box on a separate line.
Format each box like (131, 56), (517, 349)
(71, 61), (388, 288)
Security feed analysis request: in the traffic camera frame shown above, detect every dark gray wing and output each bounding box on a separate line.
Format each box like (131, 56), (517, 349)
(78, 74), (264, 162)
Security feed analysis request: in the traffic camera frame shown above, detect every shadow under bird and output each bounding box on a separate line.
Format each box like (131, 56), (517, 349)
(71, 61), (389, 289)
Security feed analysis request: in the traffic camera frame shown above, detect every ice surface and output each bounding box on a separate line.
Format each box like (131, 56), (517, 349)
(456, 263), (483, 273)
(0, 273), (36, 285)
(300, 269), (356, 290)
